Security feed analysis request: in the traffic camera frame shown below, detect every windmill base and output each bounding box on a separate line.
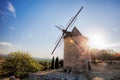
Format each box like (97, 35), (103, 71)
(63, 67), (90, 75)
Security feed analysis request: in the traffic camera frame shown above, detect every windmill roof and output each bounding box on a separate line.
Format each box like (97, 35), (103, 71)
(64, 27), (88, 41)
(71, 27), (82, 36)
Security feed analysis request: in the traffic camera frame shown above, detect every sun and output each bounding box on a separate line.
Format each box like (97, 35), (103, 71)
(87, 34), (105, 49)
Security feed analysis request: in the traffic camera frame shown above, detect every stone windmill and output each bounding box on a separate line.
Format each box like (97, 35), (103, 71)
(51, 6), (91, 73)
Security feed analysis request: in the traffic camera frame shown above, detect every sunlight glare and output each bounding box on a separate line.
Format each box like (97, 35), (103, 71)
(87, 34), (105, 49)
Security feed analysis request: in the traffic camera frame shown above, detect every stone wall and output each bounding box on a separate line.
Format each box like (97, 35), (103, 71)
(64, 36), (90, 72)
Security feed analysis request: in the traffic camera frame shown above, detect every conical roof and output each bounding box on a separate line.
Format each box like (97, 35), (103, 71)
(71, 27), (82, 36)
(64, 27), (88, 41)
(64, 27), (83, 38)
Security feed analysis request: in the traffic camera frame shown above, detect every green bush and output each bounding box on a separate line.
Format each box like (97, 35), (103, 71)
(39, 60), (51, 70)
(2, 51), (43, 78)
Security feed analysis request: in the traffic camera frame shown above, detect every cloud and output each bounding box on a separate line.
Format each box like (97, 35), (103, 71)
(0, 1), (16, 20)
(0, 42), (14, 49)
(0, 42), (25, 54)
(0, 42), (15, 54)
(10, 26), (15, 31)
(7, 2), (16, 17)
(16, 44), (23, 48)
(0, 11), (7, 21)
(105, 43), (120, 48)
(104, 43), (120, 51)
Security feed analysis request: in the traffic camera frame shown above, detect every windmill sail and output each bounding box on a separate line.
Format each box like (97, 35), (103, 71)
(51, 6), (91, 72)
(51, 6), (83, 55)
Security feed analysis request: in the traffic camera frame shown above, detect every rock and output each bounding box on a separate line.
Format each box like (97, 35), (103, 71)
(29, 72), (87, 80)
(9, 76), (16, 80)
(92, 77), (104, 80)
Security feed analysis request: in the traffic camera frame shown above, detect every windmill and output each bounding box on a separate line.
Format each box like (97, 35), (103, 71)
(51, 6), (91, 72)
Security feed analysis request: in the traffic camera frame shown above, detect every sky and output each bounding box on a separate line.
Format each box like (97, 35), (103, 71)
(0, 0), (120, 59)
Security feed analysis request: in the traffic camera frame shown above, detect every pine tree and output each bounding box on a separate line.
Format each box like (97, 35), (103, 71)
(51, 56), (54, 69)
(55, 57), (59, 69)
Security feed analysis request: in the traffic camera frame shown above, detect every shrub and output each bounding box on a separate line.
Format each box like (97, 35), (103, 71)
(2, 51), (43, 78)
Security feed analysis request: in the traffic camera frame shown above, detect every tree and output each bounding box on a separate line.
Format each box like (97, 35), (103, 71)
(0, 55), (5, 76)
(2, 51), (43, 78)
(39, 61), (51, 70)
(59, 60), (63, 68)
(99, 50), (113, 61)
(55, 57), (59, 69)
(51, 56), (54, 69)
(113, 53), (120, 60)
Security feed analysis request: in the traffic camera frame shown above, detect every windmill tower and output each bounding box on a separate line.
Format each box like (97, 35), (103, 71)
(51, 6), (91, 73)
(64, 27), (90, 73)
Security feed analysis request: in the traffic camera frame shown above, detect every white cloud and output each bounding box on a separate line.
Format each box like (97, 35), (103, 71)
(0, 42), (14, 49)
(0, 11), (7, 21)
(10, 26), (15, 31)
(16, 44), (23, 48)
(0, 2), (16, 20)
(0, 42), (15, 54)
(104, 43), (120, 52)
(105, 43), (120, 48)
(7, 2), (16, 17)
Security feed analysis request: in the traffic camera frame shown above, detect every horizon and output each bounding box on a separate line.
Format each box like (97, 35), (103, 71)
(0, 0), (120, 59)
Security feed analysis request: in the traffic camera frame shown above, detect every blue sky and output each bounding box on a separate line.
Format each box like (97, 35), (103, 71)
(0, 0), (120, 58)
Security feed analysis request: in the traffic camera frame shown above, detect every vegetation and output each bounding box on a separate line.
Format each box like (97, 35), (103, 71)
(51, 56), (55, 69)
(55, 57), (59, 69)
(38, 56), (63, 70)
(0, 49), (119, 79)
(2, 51), (43, 79)
(50, 56), (63, 69)
(39, 60), (51, 70)
(0, 52), (63, 79)
(59, 59), (63, 68)
(0, 55), (5, 76)
(90, 49), (120, 63)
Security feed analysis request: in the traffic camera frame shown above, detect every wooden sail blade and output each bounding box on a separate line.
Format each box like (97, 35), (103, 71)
(51, 34), (64, 55)
(55, 25), (63, 31)
(65, 6), (83, 31)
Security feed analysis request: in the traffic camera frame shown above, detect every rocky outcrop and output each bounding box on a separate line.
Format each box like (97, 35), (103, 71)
(29, 68), (120, 80)
(29, 69), (87, 80)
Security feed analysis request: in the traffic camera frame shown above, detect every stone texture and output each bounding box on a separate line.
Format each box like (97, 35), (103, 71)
(64, 27), (90, 72)
(29, 69), (87, 80)
(29, 63), (120, 80)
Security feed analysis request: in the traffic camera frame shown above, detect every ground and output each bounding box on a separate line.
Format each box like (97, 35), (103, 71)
(30, 62), (120, 80)
(89, 62), (120, 80)
(1, 62), (120, 80)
